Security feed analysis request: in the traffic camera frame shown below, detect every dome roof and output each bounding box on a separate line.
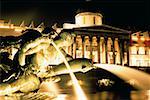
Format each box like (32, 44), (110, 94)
(76, 8), (102, 15)
(75, 12), (103, 18)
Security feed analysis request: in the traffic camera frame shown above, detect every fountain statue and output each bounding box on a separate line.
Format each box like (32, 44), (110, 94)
(0, 27), (93, 99)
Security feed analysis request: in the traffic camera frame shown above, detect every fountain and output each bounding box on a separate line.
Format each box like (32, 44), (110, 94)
(0, 28), (150, 100)
(0, 28), (89, 100)
(93, 64), (150, 90)
(51, 40), (87, 100)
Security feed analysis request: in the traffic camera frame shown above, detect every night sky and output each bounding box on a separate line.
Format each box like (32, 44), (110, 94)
(1, 0), (150, 31)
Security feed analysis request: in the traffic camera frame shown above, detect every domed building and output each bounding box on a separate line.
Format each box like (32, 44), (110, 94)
(63, 11), (131, 66)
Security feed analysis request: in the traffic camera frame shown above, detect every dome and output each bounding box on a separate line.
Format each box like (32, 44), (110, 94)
(75, 12), (103, 27)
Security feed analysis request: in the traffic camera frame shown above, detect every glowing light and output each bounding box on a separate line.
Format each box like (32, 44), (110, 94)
(14, 29), (22, 32)
(127, 79), (138, 86)
(67, 80), (84, 86)
(0, 25), (10, 28)
(97, 79), (114, 87)
(14, 28), (23, 32)
(55, 94), (67, 100)
(51, 40), (87, 100)
(147, 90), (150, 100)
(38, 81), (59, 95)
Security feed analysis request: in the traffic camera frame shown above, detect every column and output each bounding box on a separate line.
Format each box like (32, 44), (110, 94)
(104, 37), (108, 63)
(89, 36), (93, 60)
(97, 36), (100, 63)
(81, 36), (85, 58)
(68, 44), (72, 56)
(84, 36), (90, 59)
(112, 38), (116, 64)
(71, 43), (74, 57)
(123, 41), (127, 65)
(73, 37), (76, 59)
(100, 37), (105, 63)
(115, 38), (120, 64)
(126, 40), (130, 66)
(119, 39), (123, 65)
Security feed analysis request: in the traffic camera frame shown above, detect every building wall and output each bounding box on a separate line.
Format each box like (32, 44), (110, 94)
(130, 46), (150, 67)
(129, 32), (150, 67)
(75, 12), (103, 27)
(65, 31), (149, 67)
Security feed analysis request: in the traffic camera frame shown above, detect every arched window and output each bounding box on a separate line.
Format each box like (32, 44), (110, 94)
(138, 47), (145, 55)
(130, 46), (137, 54)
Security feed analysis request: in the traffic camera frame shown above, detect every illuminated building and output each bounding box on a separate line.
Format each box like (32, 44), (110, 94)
(63, 12), (149, 69)
(130, 31), (150, 67)
(0, 11), (149, 69)
(63, 12), (130, 66)
(0, 20), (44, 36)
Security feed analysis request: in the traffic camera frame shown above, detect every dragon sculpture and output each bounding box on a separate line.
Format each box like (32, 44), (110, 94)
(0, 27), (94, 97)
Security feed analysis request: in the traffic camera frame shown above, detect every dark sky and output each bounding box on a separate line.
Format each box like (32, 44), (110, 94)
(1, 0), (150, 31)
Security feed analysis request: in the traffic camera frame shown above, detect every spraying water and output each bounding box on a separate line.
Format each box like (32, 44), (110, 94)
(51, 40), (87, 100)
(94, 64), (150, 90)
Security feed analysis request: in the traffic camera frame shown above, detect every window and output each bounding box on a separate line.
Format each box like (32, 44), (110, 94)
(83, 16), (86, 24)
(138, 47), (145, 55)
(130, 46), (137, 54)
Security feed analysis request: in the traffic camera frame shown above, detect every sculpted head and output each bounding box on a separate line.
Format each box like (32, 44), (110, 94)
(60, 32), (75, 46)
(39, 26), (75, 47)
